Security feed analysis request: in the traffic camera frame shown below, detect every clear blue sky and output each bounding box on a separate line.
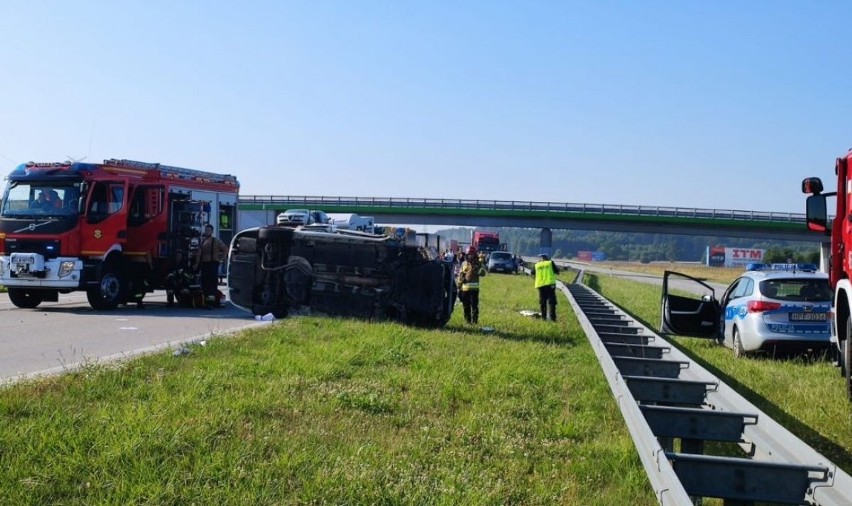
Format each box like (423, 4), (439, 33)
(1, 1), (849, 213)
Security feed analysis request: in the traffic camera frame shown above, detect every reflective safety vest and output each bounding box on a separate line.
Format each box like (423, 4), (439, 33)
(534, 260), (556, 288)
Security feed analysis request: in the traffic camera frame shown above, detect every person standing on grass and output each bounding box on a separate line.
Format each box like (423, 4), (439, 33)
(534, 253), (560, 322)
(457, 246), (486, 324)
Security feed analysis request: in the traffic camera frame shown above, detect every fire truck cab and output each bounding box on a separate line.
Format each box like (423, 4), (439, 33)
(802, 152), (852, 401)
(0, 158), (239, 310)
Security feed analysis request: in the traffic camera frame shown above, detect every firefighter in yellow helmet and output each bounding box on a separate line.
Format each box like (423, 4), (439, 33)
(457, 246), (486, 324)
(534, 253), (560, 321)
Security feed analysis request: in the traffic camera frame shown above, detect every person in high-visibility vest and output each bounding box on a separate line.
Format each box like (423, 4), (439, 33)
(534, 253), (560, 322)
(457, 246), (486, 324)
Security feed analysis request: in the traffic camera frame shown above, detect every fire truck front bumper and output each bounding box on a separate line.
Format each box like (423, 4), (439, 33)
(0, 253), (84, 288)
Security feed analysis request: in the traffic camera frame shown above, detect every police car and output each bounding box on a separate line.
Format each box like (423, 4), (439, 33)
(660, 263), (831, 357)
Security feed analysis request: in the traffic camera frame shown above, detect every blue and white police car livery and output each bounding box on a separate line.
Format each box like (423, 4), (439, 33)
(661, 263), (832, 358)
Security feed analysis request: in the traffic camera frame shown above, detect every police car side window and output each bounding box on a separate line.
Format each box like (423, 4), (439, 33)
(723, 279), (741, 304)
(742, 279), (754, 297)
(731, 278), (750, 299)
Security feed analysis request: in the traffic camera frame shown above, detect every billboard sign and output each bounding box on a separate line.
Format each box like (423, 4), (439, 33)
(707, 246), (765, 267)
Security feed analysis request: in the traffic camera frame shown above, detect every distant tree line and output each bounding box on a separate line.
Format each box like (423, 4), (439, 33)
(436, 227), (821, 264)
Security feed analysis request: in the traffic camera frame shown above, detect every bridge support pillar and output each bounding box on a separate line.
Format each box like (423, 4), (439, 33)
(540, 228), (552, 257)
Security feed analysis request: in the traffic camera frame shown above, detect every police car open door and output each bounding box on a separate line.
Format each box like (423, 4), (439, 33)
(660, 271), (722, 339)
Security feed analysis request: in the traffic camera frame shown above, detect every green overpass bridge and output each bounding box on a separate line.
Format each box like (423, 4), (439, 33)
(237, 195), (820, 243)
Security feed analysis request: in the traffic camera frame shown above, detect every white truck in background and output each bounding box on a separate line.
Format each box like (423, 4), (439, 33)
(328, 213), (375, 233)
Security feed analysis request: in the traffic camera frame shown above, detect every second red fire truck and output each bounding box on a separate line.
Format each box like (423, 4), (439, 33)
(0, 158), (239, 310)
(802, 150), (852, 401)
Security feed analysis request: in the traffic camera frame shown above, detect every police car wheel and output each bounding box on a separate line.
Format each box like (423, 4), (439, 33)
(732, 328), (746, 358)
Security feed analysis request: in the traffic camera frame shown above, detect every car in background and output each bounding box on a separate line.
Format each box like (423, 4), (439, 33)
(660, 263), (831, 357)
(277, 209), (311, 226)
(276, 209), (332, 227)
(487, 251), (517, 273)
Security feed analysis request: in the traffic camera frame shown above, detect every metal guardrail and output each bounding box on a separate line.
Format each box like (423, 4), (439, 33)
(239, 195), (807, 224)
(563, 277), (852, 505)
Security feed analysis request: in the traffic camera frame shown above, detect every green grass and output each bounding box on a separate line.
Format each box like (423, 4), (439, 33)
(587, 273), (852, 473)
(594, 261), (742, 285)
(0, 273), (655, 505)
(2, 270), (848, 504)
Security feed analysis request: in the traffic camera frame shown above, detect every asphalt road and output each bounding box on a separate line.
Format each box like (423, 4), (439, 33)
(0, 290), (267, 384)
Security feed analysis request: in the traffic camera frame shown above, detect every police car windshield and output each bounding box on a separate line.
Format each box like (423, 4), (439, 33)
(759, 279), (831, 302)
(0, 182), (81, 218)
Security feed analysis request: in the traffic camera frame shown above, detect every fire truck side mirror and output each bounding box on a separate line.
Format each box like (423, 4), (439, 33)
(805, 194), (828, 234)
(801, 177), (823, 195)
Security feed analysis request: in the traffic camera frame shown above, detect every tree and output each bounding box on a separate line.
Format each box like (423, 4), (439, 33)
(599, 240), (628, 261)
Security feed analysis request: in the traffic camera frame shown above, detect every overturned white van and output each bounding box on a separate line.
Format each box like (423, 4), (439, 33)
(227, 225), (457, 327)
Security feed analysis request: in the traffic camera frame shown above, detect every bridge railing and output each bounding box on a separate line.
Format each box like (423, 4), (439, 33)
(239, 195), (807, 224)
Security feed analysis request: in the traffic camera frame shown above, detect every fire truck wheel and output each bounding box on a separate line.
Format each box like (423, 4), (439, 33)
(86, 268), (124, 310)
(844, 318), (852, 401)
(834, 316), (852, 379)
(842, 316), (849, 379)
(7, 288), (44, 309)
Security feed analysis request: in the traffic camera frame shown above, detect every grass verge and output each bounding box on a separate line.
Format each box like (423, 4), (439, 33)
(0, 273), (655, 505)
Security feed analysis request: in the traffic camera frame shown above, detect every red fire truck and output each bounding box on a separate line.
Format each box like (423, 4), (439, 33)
(472, 231), (501, 254)
(802, 151), (852, 401)
(0, 158), (239, 310)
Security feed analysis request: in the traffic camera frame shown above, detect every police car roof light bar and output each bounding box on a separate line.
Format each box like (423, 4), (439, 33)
(745, 262), (818, 273)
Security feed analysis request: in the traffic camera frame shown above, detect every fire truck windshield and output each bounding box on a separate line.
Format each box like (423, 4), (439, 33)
(477, 237), (500, 252)
(1, 181), (83, 218)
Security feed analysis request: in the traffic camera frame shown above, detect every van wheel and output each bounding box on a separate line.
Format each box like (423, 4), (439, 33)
(87, 266), (124, 310)
(258, 226), (294, 242)
(732, 328), (747, 358)
(8, 288), (43, 309)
